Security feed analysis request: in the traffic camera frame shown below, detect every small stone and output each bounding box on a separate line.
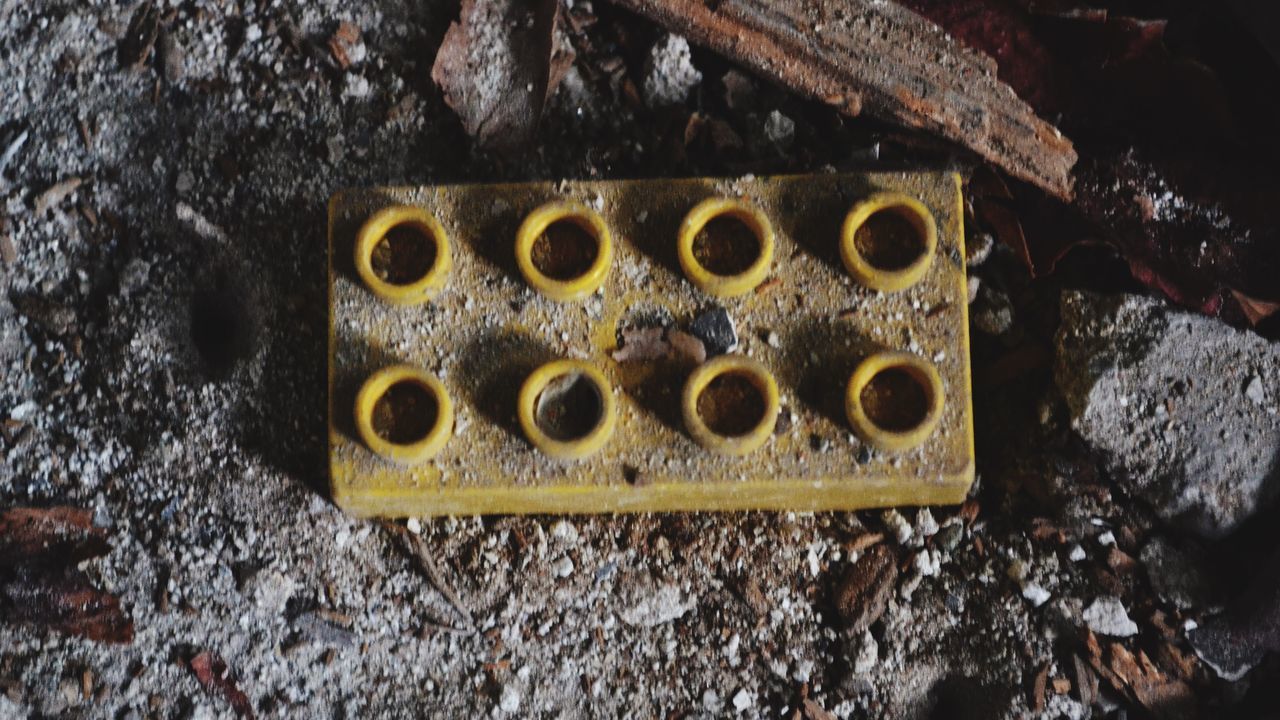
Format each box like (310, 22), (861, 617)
(498, 684), (521, 713)
(881, 509), (913, 545)
(1083, 596), (1138, 637)
(702, 689), (722, 712)
(406, 517), (422, 535)
(551, 557), (575, 578)
(966, 232), (994, 267)
(914, 508), (939, 538)
(619, 581), (694, 627)
(765, 330), (781, 349)
(913, 549), (941, 577)
(852, 630), (878, 673)
(1022, 582), (1052, 607)
(731, 688), (754, 711)
(1069, 545), (1087, 562)
(642, 34), (702, 107)
(549, 519), (579, 544)
(689, 306), (737, 356)
(935, 522), (964, 552)
(763, 110), (795, 147)
(1245, 376), (1266, 406)
(244, 569), (297, 613)
(971, 283), (1014, 335)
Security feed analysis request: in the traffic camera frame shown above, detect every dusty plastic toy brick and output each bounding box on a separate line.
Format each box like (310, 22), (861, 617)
(328, 172), (974, 516)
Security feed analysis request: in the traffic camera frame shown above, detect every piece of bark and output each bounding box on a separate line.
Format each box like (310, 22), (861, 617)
(833, 544), (898, 633)
(608, 0), (1076, 199)
(0, 507), (133, 643)
(431, 0), (575, 151)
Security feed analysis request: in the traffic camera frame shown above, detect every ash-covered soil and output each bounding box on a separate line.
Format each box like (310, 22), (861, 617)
(0, 2), (1272, 718)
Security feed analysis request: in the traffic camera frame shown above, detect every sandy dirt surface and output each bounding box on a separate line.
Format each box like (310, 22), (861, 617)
(0, 2), (1267, 718)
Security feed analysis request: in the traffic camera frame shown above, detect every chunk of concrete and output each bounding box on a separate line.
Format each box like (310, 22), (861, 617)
(1055, 291), (1280, 538)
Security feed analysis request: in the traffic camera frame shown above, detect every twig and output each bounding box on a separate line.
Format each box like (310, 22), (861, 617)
(381, 521), (477, 633)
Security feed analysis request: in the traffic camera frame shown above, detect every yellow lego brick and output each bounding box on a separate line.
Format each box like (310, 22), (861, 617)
(328, 172), (974, 516)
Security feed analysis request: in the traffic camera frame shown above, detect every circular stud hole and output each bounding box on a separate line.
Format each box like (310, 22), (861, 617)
(354, 206), (453, 305)
(516, 202), (613, 302)
(355, 366), (454, 464)
(692, 216), (760, 277)
(839, 193), (937, 293)
(844, 351), (944, 452)
(371, 224), (438, 285)
(518, 359), (617, 459)
(371, 380), (439, 444)
(678, 198), (775, 298)
(534, 372), (604, 442)
(531, 219), (599, 281)
(682, 355), (780, 456)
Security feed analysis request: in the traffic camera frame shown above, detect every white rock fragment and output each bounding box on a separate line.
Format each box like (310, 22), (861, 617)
(549, 519), (579, 544)
(1021, 582), (1052, 608)
(915, 508), (939, 538)
(1083, 596), (1138, 637)
(764, 110), (795, 147)
(702, 689), (722, 712)
(881, 509), (913, 545)
(498, 684), (521, 713)
(1245, 375), (1265, 406)
(620, 583), (694, 627)
(551, 557), (575, 578)
(1069, 544), (1087, 562)
(731, 688), (754, 711)
(853, 630), (878, 673)
(913, 549), (941, 577)
(642, 34), (701, 107)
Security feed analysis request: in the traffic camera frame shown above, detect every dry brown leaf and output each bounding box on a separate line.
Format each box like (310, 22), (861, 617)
(34, 177), (83, 216)
(1231, 289), (1280, 326)
(328, 21), (361, 70)
(190, 651), (254, 718)
(802, 698), (837, 720)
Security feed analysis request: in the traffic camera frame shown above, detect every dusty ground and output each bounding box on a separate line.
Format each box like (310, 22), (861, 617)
(0, 1), (1275, 718)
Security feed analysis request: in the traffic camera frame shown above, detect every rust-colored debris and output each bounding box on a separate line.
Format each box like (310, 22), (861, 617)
(0, 507), (133, 643)
(189, 651), (255, 718)
(609, 0), (1076, 198)
(431, 0), (575, 151)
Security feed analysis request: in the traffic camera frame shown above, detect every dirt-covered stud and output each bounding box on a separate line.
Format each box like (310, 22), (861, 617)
(353, 206), (453, 305)
(677, 197), (775, 298)
(840, 193), (937, 293)
(515, 201), (613, 302)
(354, 365), (454, 464)
(845, 351), (944, 452)
(518, 359), (617, 459)
(682, 355), (780, 456)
